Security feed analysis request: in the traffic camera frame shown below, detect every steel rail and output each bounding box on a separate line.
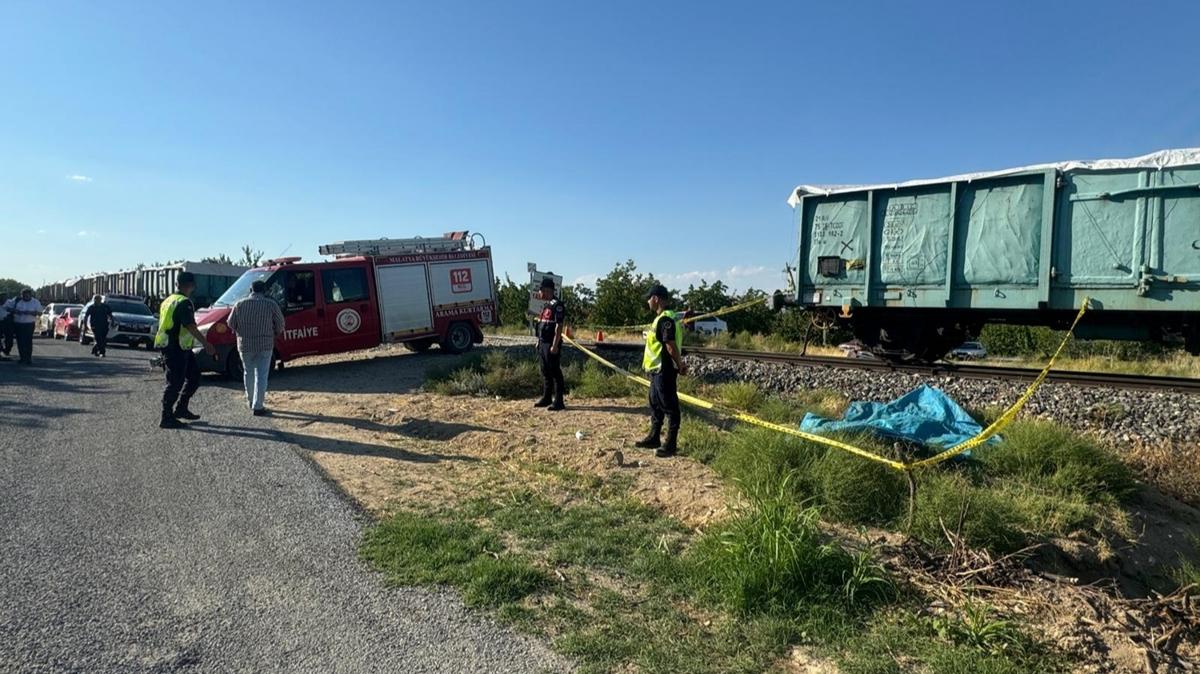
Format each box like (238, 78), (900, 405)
(576, 341), (1200, 394)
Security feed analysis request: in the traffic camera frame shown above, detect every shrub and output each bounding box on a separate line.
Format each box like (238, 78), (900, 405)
(429, 367), (488, 396)
(678, 424), (729, 464)
(911, 472), (1027, 553)
(810, 449), (908, 525)
(976, 420), (1136, 501)
(481, 356), (542, 398)
(717, 381), (765, 411)
(711, 428), (825, 499)
(571, 360), (640, 398)
(689, 476), (892, 615)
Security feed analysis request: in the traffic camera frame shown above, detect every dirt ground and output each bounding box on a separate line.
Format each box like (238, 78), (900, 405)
(261, 344), (1199, 673)
(265, 344), (732, 528)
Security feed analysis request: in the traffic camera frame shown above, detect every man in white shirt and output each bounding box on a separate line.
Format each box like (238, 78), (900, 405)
(10, 289), (44, 365)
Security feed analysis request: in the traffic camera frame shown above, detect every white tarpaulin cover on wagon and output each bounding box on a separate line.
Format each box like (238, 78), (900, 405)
(787, 147), (1200, 207)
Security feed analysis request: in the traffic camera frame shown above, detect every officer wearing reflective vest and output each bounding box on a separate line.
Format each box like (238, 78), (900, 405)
(155, 272), (217, 429)
(634, 284), (687, 458)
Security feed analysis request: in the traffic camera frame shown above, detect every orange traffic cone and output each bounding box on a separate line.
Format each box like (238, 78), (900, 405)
(596, 330), (605, 342)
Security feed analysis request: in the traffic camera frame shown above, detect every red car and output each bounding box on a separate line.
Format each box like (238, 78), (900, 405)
(53, 307), (83, 340)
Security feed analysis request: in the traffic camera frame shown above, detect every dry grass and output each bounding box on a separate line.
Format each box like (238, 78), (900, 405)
(1124, 440), (1200, 507)
(989, 352), (1200, 378)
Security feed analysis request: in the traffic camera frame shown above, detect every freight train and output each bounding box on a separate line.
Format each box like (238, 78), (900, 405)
(790, 149), (1200, 362)
(37, 262), (248, 310)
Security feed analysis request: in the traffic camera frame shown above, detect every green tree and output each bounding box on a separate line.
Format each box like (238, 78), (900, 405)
(239, 245), (264, 267)
(590, 260), (665, 327)
(0, 278), (29, 297)
(495, 276), (531, 327)
(726, 288), (774, 335)
(681, 280), (732, 314)
(559, 284), (595, 327)
(201, 253), (234, 265)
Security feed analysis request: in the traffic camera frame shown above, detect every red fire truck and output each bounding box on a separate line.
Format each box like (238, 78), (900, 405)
(194, 232), (498, 377)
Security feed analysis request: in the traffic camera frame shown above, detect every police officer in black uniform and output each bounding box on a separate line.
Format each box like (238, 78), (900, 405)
(635, 284), (687, 457)
(156, 272), (217, 429)
(533, 277), (566, 411)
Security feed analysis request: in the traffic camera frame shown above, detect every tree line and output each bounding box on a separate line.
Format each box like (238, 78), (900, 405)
(496, 259), (787, 335)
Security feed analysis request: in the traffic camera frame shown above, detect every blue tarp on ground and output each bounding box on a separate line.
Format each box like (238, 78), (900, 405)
(799, 384), (994, 451)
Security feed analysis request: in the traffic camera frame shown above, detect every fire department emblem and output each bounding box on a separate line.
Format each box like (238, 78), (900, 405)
(336, 308), (361, 334)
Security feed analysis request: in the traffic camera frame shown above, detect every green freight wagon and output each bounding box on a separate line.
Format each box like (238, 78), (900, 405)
(38, 262), (247, 308)
(140, 262), (248, 309)
(790, 149), (1200, 361)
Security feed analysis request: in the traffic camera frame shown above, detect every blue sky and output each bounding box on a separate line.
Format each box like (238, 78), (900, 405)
(3, 1), (1198, 293)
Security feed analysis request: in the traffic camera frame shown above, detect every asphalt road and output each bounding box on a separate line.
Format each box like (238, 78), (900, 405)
(0, 337), (568, 673)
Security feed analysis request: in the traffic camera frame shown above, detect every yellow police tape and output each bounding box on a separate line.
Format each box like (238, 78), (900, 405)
(564, 298), (1090, 472)
(582, 298), (767, 333)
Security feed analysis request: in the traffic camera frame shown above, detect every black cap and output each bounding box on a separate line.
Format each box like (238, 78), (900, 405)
(539, 277), (556, 291)
(644, 284), (670, 300)
(177, 271), (196, 286)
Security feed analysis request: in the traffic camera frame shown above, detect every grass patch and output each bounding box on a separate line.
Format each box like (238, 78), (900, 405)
(1170, 539), (1200, 596)
(360, 511), (547, 607)
(410, 358), (1125, 671)
(466, 488), (687, 575)
(362, 470), (1071, 673)
(687, 382), (1137, 554)
(566, 360), (641, 398)
(426, 348), (641, 400)
(688, 476), (893, 614)
(838, 607), (1067, 674)
(1124, 440), (1200, 507)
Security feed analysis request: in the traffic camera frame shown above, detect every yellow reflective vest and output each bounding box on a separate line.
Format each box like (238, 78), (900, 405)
(643, 310), (682, 373)
(154, 293), (194, 349)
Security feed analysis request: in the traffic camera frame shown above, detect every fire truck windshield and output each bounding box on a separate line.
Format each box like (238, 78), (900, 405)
(213, 270), (273, 307)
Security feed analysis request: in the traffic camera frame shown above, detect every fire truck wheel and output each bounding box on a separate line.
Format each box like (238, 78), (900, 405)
(225, 351), (243, 381)
(441, 322), (474, 354)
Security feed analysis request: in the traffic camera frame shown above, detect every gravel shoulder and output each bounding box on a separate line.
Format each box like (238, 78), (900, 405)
(0, 338), (568, 673)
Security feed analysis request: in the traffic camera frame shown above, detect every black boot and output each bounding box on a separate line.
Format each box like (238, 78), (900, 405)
(160, 412), (186, 429)
(634, 425), (662, 449)
(533, 384), (553, 408)
(655, 427), (679, 458)
(548, 392), (566, 411)
(173, 406), (201, 421)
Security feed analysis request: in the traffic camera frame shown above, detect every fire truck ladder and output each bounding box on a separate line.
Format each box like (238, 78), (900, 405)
(318, 232), (480, 257)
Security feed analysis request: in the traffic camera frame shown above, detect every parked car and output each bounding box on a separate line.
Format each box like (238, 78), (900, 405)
(53, 307), (83, 340)
(79, 294), (159, 349)
(691, 317), (728, 336)
(948, 341), (988, 360)
(38, 303), (82, 336)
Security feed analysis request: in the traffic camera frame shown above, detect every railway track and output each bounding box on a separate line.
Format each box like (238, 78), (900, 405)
(484, 334), (1200, 393)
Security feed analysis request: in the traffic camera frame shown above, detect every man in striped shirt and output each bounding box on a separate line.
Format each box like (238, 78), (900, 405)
(226, 280), (285, 416)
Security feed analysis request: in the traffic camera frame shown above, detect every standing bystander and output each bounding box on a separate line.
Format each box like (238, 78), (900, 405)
(80, 295), (115, 357)
(0, 293), (12, 359)
(226, 280), (285, 416)
(10, 289), (44, 365)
